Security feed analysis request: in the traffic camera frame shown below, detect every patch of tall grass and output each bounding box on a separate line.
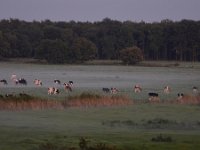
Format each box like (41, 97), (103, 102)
(38, 137), (118, 150)
(175, 95), (200, 105)
(0, 93), (64, 111)
(0, 92), (133, 110)
(66, 92), (133, 107)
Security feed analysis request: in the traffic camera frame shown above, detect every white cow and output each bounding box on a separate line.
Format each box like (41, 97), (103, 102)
(11, 74), (17, 81)
(164, 86), (171, 94)
(134, 84), (142, 93)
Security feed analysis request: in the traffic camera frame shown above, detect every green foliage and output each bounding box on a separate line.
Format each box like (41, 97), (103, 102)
(35, 39), (68, 63)
(120, 46), (144, 64)
(151, 134), (173, 142)
(37, 138), (118, 150)
(0, 18), (200, 63)
(70, 37), (97, 62)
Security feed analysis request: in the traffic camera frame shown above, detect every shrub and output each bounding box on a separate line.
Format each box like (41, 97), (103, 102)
(120, 46), (144, 65)
(151, 134), (173, 142)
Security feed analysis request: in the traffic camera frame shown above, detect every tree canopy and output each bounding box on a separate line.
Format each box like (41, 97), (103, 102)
(0, 18), (200, 63)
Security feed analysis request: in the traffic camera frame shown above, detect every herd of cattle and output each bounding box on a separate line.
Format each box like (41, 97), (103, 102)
(0, 74), (199, 101)
(0, 74), (74, 95)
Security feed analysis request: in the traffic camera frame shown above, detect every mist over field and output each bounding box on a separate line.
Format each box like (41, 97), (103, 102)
(0, 62), (199, 100)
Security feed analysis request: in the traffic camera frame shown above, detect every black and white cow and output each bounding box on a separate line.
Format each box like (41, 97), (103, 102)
(102, 88), (110, 93)
(68, 81), (74, 86)
(48, 87), (59, 95)
(148, 92), (160, 102)
(177, 93), (184, 100)
(63, 83), (72, 92)
(15, 78), (27, 85)
(34, 79), (42, 86)
(0, 79), (7, 85)
(54, 79), (61, 85)
(192, 86), (198, 93)
(110, 87), (119, 94)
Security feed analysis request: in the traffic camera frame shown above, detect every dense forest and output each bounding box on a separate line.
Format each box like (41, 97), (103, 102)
(0, 18), (200, 63)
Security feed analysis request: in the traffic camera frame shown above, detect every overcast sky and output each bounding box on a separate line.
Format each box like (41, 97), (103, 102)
(0, 0), (199, 22)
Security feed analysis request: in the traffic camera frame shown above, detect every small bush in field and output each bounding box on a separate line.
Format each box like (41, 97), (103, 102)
(37, 137), (118, 150)
(144, 118), (177, 128)
(78, 137), (118, 150)
(38, 142), (57, 150)
(102, 120), (137, 128)
(151, 134), (173, 142)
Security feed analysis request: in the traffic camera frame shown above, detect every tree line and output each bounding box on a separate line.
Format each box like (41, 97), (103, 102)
(0, 18), (200, 63)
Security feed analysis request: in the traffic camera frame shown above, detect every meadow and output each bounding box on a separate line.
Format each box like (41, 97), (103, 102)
(0, 62), (200, 150)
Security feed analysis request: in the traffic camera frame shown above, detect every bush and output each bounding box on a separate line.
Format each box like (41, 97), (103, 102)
(151, 134), (173, 142)
(120, 46), (144, 65)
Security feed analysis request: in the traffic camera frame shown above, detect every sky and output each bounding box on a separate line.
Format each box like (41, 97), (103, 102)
(0, 0), (200, 22)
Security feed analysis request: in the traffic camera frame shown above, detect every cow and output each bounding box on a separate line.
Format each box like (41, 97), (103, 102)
(15, 78), (27, 85)
(5, 93), (14, 98)
(34, 79), (42, 86)
(54, 79), (61, 85)
(192, 86), (198, 93)
(11, 74), (17, 81)
(134, 84), (142, 93)
(177, 93), (184, 100)
(102, 88), (110, 93)
(63, 83), (72, 92)
(0, 79), (7, 85)
(48, 87), (59, 95)
(68, 81), (74, 87)
(148, 92), (160, 103)
(149, 92), (159, 97)
(163, 86), (171, 94)
(110, 87), (119, 94)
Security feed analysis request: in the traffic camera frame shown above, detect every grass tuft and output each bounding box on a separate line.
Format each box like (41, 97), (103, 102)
(151, 134), (173, 142)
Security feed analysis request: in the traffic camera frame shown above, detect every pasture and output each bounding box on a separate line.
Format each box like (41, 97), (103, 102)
(0, 62), (200, 150)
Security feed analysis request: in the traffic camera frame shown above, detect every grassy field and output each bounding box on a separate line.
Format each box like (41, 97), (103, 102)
(0, 61), (200, 150)
(1, 104), (200, 149)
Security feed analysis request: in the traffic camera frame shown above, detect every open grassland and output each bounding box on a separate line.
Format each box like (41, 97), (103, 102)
(0, 62), (200, 149)
(1, 104), (200, 149)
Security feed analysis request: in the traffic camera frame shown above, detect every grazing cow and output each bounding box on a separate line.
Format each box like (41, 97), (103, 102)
(192, 86), (198, 93)
(48, 87), (59, 95)
(63, 83), (72, 92)
(102, 88), (110, 93)
(15, 78), (27, 85)
(11, 74), (17, 81)
(5, 93), (14, 98)
(163, 86), (171, 94)
(0, 79), (7, 85)
(68, 81), (74, 87)
(54, 79), (61, 85)
(177, 93), (184, 100)
(34, 79), (42, 86)
(148, 92), (160, 102)
(110, 87), (119, 94)
(134, 84), (142, 93)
